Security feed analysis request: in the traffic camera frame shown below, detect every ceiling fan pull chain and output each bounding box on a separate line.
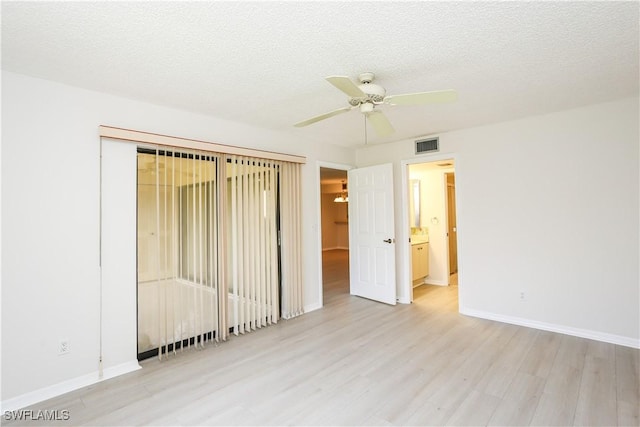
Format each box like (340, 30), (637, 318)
(364, 114), (368, 145)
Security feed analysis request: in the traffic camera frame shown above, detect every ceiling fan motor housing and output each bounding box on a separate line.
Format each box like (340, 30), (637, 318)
(348, 82), (386, 106)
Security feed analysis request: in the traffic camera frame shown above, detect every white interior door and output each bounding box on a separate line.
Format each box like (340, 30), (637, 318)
(348, 163), (396, 305)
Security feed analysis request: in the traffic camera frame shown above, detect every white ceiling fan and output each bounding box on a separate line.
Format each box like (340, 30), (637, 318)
(294, 72), (457, 137)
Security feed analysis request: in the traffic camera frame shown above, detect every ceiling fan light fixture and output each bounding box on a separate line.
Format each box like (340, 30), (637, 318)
(333, 195), (348, 203)
(360, 102), (374, 114)
(334, 180), (349, 203)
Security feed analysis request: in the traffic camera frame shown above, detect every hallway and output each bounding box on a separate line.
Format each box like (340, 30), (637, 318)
(322, 248), (459, 312)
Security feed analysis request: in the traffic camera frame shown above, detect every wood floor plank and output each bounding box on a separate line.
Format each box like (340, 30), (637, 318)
(573, 355), (618, 426)
(369, 365), (436, 422)
(554, 334), (588, 370)
(518, 330), (562, 378)
(475, 327), (540, 399)
(249, 381), (324, 424)
(403, 399), (455, 426)
(487, 372), (545, 426)
(587, 339), (616, 361)
(445, 389), (502, 426)
(616, 345), (640, 426)
(530, 391), (579, 426)
(529, 337), (584, 426)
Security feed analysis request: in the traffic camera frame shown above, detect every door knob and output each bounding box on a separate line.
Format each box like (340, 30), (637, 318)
(383, 238), (393, 243)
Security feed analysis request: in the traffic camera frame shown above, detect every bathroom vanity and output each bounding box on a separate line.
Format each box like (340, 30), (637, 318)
(411, 239), (429, 282)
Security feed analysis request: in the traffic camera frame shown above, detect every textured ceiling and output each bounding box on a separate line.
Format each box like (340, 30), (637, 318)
(2, 1), (638, 147)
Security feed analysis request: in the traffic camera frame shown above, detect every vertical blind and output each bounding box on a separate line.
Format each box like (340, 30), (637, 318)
(137, 147), (303, 359)
(279, 161), (304, 319)
(226, 154), (279, 334)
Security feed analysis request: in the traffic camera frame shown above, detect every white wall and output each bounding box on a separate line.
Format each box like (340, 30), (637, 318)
(1, 71), (354, 406)
(100, 139), (139, 375)
(356, 97), (640, 347)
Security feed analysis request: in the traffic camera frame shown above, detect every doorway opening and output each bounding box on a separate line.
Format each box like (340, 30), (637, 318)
(319, 167), (350, 305)
(407, 159), (459, 305)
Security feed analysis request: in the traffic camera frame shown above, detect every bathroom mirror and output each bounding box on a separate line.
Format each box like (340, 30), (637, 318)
(410, 179), (421, 227)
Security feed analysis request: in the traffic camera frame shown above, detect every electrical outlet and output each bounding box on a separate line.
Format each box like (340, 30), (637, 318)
(520, 292), (525, 300)
(58, 339), (70, 355)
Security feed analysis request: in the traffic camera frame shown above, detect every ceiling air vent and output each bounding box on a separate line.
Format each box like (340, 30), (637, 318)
(415, 137), (439, 154)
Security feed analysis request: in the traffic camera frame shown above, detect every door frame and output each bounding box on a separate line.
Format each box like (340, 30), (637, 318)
(444, 171), (458, 278)
(315, 161), (354, 309)
(400, 153), (460, 304)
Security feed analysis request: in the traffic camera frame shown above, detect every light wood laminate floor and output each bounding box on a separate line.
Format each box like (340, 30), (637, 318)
(6, 249), (639, 426)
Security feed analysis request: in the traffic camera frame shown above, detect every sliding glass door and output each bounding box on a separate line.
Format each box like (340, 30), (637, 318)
(136, 148), (295, 360)
(137, 148), (222, 359)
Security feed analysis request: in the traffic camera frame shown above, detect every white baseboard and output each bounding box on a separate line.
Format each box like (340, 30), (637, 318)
(459, 306), (640, 349)
(101, 360), (141, 380)
(304, 302), (322, 313)
(423, 278), (448, 286)
(0, 360), (141, 412)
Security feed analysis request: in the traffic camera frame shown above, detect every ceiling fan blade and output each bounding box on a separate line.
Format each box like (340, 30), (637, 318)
(294, 106), (352, 127)
(384, 89), (458, 106)
(326, 76), (366, 97)
(367, 111), (395, 137)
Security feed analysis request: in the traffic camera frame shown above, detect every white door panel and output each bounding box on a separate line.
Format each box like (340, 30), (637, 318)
(348, 163), (396, 305)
